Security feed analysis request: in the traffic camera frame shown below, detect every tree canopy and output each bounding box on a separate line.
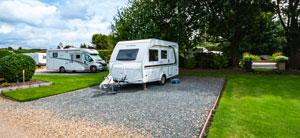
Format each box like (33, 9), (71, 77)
(111, 0), (299, 68)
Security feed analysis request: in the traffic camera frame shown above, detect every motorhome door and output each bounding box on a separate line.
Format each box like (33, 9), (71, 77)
(69, 54), (75, 70)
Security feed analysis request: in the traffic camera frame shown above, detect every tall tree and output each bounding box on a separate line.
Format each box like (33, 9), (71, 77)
(92, 34), (109, 50)
(276, 0), (300, 69)
(112, 0), (206, 50)
(203, 0), (274, 68)
(80, 43), (87, 48)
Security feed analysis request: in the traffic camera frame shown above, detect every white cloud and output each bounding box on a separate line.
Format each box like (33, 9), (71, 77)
(0, 0), (128, 49)
(0, 25), (15, 34)
(0, 0), (56, 26)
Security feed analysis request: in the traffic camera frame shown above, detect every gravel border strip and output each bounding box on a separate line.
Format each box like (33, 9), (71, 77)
(199, 77), (227, 138)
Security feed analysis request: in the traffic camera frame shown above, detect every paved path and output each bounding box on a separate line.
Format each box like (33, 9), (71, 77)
(0, 76), (225, 138)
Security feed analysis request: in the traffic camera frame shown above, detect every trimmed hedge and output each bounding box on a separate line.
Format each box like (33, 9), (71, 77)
(184, 57), (197, 69)
(0, 54), (36, 82)
(98, 50), (112, 62)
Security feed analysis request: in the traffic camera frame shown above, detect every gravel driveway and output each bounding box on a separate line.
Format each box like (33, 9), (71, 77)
(0, 76), (225, 138)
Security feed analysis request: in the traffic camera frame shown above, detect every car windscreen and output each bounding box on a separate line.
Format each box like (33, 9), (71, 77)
(116, 49), (139, 60)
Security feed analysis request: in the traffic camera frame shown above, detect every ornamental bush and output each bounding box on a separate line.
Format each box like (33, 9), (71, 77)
(210, 55), (229, 70)
(272, 52), (283, 58)
(98, 50), (112, 62)
(275, 56), (289, 63)
(0, 54), (36, 82)
(184, 57), (197, 69)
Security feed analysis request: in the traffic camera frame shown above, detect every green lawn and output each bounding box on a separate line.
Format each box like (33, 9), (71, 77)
(253, 68), (274, 72)
(180, 72), (300, 138)
(2, 72), (108, 102)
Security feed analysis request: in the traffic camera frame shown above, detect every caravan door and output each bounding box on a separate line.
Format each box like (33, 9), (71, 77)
(168, 47), (176, 76)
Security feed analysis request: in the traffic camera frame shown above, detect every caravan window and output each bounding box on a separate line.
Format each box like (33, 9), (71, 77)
(116, 49), (139, 60)
(149, 49), (158, 61)
(76, 55), (80, 59)
(53, 52), (58, 58)
(161, 50), (167, 59)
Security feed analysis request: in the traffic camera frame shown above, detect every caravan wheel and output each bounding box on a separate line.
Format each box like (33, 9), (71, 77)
(59, 67), (66, 73)
(159, 75), (166, 85)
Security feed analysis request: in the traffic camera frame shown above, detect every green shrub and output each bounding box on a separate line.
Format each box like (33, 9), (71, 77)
(0, 54), (36, 82)
(0, 50), (13, 58)
(267, 56), (275, 61)
(243, 53), (261, 61)
(210, 55), (229, 70)
(275, 56), (288, 63)
(272, 52), (283, 58)
(184, 57), (197, 69)
(194, 53), (214, 68)
(98, 50), (112, 62)
(249, 55), (261, 61)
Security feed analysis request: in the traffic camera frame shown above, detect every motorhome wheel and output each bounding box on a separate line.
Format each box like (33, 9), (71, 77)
(90, 66), (97, 73)
(159, 75), (166, 85)
(59, 67), (66, 73)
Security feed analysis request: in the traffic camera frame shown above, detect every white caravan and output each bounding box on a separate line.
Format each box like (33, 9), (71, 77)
(46, 48), (107, 72)
(23, 53), (47, 66)
(100, 39), (179, 89)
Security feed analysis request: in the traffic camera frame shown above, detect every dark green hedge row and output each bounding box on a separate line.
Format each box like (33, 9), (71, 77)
(0, 54), (36, 82)
(98, 50), (112, 62)
(0, 49), (44, 58)
(181, 53), (230, 70)
(0, 50), (12, 58)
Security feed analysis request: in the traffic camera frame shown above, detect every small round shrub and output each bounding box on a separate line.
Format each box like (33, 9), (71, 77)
(184, 57), (197, 69)
(272, 52), (283, 58)
(0, 54), (36, 82)
(242, 53), (260, 61)
(275, 56), (288, 63)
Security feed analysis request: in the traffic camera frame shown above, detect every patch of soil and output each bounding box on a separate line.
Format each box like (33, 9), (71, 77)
(0, 79), (48, 88)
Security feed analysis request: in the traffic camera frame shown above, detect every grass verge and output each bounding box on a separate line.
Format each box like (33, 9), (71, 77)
(180, 72), (300, 137)
(253, 68), (274, 72)
(2, 72), (108, 102)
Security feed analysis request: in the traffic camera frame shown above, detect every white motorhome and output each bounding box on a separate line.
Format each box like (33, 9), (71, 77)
(23, 53), (47, 66)
(101, 39), (178, 89)
(46, 48), (107, 72)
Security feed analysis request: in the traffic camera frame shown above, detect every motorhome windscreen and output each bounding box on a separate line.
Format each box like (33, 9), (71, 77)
(116, 49), (139, 60)
(90, 54), (103, 61)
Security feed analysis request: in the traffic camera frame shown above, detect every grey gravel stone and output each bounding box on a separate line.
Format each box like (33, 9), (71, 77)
(1, 76), (224, 138)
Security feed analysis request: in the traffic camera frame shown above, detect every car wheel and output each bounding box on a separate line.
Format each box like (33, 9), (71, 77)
(90, 66), (97, 73)
(59, 67), (65, 73)
(159, 75), (166, 85)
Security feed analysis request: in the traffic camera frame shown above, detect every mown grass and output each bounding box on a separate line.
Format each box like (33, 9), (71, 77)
(253, 68), (274, 72)
(180, 72), (300, 138)
(2, 72), (108, 102)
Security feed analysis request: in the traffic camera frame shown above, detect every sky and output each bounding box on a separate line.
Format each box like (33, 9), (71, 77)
(0, 0), (128, 49)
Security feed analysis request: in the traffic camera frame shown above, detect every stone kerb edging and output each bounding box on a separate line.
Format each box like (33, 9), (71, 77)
(0, 82), (53, 93)
(198, 77), (227, 138)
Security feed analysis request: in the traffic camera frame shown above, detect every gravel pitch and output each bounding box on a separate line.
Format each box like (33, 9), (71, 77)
(0, 76), (225, 138)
